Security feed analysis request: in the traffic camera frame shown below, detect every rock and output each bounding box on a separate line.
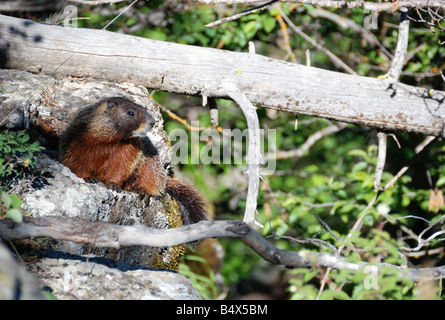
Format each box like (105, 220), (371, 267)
(28, 250), (201, 300)
(0, 240), (45, 300)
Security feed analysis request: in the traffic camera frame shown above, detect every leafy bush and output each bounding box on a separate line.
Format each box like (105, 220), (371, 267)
(0, 130), (45, 223)
(0, 130), (44, 186)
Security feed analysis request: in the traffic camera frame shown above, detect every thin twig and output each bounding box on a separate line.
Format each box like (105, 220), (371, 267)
(374, 131), (387, 191)
(275, 10), (297, 62)
(266, 122), (347, 160)
(156, 100), (222, 132)
(277, 6), (358, 75)
(401, 214), (445, 252)
(309, 8), (393, 60)
(205, 0), (278, 27)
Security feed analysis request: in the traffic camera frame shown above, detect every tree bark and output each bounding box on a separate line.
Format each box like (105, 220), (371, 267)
(0, 15), (444, 137)
(2, 216), (445, 283)
(0, 0), (63, 11)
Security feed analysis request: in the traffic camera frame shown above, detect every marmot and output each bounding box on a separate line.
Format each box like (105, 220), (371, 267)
(59, 97), (208, 225)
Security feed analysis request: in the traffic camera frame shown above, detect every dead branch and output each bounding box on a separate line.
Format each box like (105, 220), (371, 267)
(205, 0), (279, 27)
(195, 0), (445, 10)
(277, 6), (358, 75)
(224, 82), (262, 228)
(309, 8), (393, 60)
(1, 15), (444, 137)
(267, 122), (348, 160)
(374, 131), (387, 191)
(1, 216), (445, 283)
(0, 0), (64, 11)
(72, 0), (126, 4)
(386, 7), (410, 81)
(199, 0), (445, 35)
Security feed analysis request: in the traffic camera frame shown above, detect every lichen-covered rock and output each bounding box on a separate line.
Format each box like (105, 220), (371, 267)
(27, 250), (201, 300)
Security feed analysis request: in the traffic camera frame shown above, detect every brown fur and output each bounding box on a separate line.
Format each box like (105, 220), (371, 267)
(59, 97), (208, 224)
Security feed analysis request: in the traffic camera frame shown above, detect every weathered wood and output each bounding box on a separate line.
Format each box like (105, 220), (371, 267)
(0, 0), (63, 11)
(0, 15), (444, 137)
(2, 216), (445, 282)
(0, 217), (249, 248)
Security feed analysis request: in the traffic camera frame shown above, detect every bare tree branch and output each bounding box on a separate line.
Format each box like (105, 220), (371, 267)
(1, 216), (445, 282)
(72, 0), (127, 4)
(195, 0), (445, 10)
(374, 131), (387, 191)
(401, 214), (445, 252)
(0, 0), (64, 11)
(386, 7), (410, 81)
(1, 15), (444, 138)
(224, 82), (262, 228)
(206, 0), (279, 27)
(266, 122), (347, 160)
(277, 6), (358, 75)
(199, 0), (445, 34)
(309, 8), (393, 60)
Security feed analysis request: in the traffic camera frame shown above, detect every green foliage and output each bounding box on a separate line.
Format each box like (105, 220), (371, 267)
(0, 191), (23, 223)
(288, 265), (417, 300)
(0, 130), (44, 186)
(0, 130), (44, 223)
(179, 254), (220, 300)
(261, 134), (444, 299)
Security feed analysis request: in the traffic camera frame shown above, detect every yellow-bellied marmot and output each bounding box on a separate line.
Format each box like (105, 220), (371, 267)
(59, 97), (208, 225)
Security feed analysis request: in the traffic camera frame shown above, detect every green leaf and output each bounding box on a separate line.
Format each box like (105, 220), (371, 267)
(351, 161), (368, 173)
(19, 134), (30, 143)
(436, 176), (445, 187)
(126, 17), (138, 27)
(282, 197), (298, 208)
(6, 208), (23, 223)
(242, 21), (260, 37)
(9, 193), (22, 208)
(348, 149), (369, 161)
(1, 191), (11, 208)
(261, 15), (276, 33)
(182, 255), (208, 264)
(319, 289), (350, 300)
(143, 29), (167, 41)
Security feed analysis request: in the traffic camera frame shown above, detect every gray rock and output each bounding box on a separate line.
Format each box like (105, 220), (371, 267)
(30, 250), (201, 300)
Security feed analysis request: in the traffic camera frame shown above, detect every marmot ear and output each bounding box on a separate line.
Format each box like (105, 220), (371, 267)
(95, 100), (110, 113)
(107, 100), (119, 110)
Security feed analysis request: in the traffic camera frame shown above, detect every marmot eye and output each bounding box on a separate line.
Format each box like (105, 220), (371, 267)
(127, 110), (136, 117)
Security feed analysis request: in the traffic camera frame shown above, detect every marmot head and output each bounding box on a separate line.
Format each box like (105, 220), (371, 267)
(87, 97), (156, 142)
